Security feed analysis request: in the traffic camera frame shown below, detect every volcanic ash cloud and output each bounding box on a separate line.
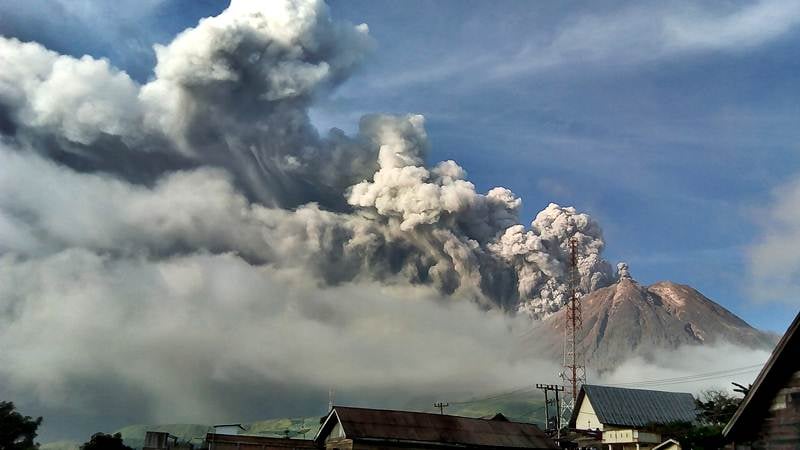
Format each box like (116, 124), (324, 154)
(0, 0), (615, 317)
(0, 0), (618, 435)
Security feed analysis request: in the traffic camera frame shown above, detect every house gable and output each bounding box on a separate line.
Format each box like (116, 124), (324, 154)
(723, 311), (800, 446)
(315, 409), (347, 444)
(574, 395), (603, 431)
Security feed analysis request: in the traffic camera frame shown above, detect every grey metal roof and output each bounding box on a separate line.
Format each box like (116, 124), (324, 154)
(570, 385), (697, 428)
(316, 406), (556, 449)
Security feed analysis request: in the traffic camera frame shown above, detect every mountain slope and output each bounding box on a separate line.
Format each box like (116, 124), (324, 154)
(525, 278), (775, 371)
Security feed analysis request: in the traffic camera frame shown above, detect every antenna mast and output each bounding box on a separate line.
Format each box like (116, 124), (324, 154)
(560, 237), (585, 424)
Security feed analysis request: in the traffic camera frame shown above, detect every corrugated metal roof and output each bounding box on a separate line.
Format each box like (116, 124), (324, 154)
(572, 385), (697, 428)
(318, 406), (555, 449)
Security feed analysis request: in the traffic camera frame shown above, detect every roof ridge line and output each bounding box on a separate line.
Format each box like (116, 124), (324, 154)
(332, 405), (530, 423)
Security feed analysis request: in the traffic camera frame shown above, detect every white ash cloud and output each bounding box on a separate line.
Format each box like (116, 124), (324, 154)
(0, 0), (618, 439)
(0, 247), (556, 430)
(748, 177), (800, 305)
(492, 204), (614, 317)
(617, 262), (632, 280)
(595, 342), (771, 396)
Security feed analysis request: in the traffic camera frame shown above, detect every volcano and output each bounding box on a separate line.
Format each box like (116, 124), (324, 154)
(524, 277), (776, 371)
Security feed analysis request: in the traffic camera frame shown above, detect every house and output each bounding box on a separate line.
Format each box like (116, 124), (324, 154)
(205, 433), (317, 450)
(568, 385), (697, 450)
(143, 431), (179, 450)
(315, 405), (556, 450)
(213, 424), (248, 435)
(651, 439), (680, 450)
(723, 310), (800, 449)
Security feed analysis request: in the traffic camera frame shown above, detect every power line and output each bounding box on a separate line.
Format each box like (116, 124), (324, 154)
(603, 364), (764, 388)
(444, 362), (764, 408)
(606, 363), (764, 384)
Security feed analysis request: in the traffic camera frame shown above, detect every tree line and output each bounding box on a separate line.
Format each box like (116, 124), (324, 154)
(0, 401), (131, 450)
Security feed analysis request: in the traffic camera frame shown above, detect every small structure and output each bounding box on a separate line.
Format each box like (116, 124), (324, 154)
(651, 439), (681, 450)
(144, 431), (179, 450)
(569, 385), (697, 450)
(213, 424), (247, 435)
(205, 433), (316, 450)
(315, 405), (556, 450)
(723, 310), (800, 449)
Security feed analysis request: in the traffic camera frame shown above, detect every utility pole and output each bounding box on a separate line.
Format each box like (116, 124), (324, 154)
(560, 237), (586, 426)
(433, 402), (449, 415)
(538, 384), (550, 430)
(535, 384), (564, 439)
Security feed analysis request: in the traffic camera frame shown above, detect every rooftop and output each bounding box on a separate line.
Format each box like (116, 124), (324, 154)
(570, 385), (697, 428)
(317, 405), (556, 449)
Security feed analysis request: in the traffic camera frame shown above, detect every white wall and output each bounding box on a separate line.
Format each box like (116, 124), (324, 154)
(574, 397), (603, 431)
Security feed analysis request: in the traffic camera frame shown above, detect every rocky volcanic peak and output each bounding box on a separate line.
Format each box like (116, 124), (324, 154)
(524, 276), (775, 371)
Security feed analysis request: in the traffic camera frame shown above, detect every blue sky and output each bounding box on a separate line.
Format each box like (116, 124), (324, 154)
(2, 0), (799, 332)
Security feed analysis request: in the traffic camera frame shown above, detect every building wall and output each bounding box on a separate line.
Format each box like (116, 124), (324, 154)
(206, 433), (316, 450)
(213, 426), (244, 435)
(603, 429), (661, 444)
(733, 369), (800, 450)
(322, 438), (354, 450)
(575, 397), (603, 431)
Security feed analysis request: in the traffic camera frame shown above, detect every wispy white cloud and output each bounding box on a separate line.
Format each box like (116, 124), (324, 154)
(748, 176), (800, 305)
(494, 0), (800, 78)
(354, 0), (800, 90)
(665, 0), (800, 51)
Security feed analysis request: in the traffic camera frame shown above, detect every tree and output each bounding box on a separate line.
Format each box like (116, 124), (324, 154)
(0, 401), (42, 450)
(696, 389), (742, 426)
(646, 390), (745, 450)
(79, 432), (133, 450)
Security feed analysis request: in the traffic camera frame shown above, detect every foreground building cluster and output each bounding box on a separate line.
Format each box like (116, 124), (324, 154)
(142, 312), (799, 450)
(144, 408), (557, 450)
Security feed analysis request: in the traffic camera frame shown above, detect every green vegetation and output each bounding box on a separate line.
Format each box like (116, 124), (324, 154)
(40, 441), (80, 450)
(0, 401), (42, 450)
(114, 424), (212, 449)
(445, 391), (546, 425)
(79, 432), (132, 450)
(245, 417), (320, 439)
(647, 389), (744, 450)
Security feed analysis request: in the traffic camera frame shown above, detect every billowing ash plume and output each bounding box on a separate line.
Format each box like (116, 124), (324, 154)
(617, 262), (632, 280)
(0, 0), (617, 319)
(0, 0), (629, 438)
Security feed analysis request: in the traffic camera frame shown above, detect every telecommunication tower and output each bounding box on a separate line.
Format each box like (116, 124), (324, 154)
(560, 237), (586, 424)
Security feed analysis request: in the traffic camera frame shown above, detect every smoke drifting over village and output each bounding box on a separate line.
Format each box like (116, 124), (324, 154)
(0, 0), (775, 441)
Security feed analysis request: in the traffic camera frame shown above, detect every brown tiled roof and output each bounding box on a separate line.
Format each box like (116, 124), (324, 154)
(316, 406), (556, 449)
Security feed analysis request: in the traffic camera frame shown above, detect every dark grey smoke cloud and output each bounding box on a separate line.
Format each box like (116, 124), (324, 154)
(0, 0), (616, 317)
(0, 0), (622, 441)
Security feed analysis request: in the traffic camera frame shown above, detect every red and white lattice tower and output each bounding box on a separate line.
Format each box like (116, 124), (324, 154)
(560, 237), (586, 424)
